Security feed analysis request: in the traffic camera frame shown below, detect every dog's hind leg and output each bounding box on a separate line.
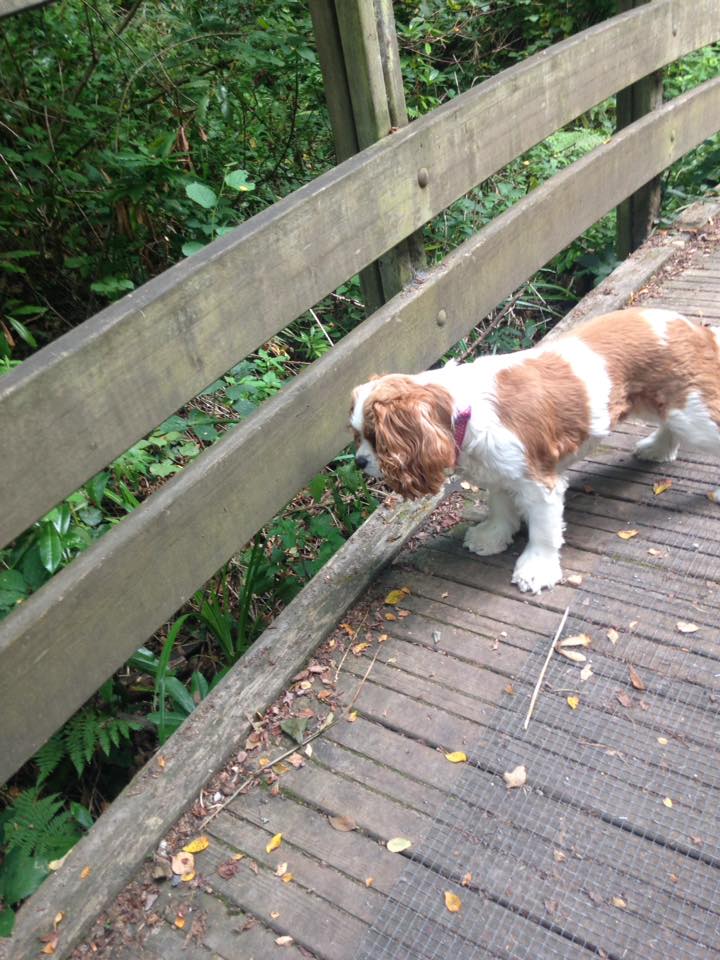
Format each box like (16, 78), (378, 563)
(464, 487), (521, 556)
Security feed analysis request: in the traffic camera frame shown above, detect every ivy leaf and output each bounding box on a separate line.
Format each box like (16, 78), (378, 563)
(185, 182), (217, 209)
(224, 169), (255, 192)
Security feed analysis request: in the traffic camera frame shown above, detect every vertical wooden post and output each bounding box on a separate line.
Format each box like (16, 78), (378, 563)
(615, 0), (664, 258)
(310, 0), (424, 315)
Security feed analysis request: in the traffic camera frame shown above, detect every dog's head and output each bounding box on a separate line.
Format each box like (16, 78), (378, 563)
(349, 375), (456, 499)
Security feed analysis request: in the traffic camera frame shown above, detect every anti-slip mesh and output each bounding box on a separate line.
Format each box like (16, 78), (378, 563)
(356, 477), (720, 960)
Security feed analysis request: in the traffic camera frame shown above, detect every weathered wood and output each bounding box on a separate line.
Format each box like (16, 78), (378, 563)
(3, 71), (719, 787)
(0, 0), (50, 16)
(6, 491), (442, 960)
(4, 0), (720, 546)
(616, 0), (665, 258)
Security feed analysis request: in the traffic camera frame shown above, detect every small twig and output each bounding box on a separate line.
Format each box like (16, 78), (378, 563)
(308, 307), (333, 347)
(523, 605), (570, 731)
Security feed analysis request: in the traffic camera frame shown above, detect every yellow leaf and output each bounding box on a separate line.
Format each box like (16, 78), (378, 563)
(270, 910), (280, 919)
(181, 870), (196, 882)
(612, 896), (627, 909)
(663, 797), (673, 808)
(266, 833), (283, 853)
(53, 913), (64, 929)
(384, 612), (397, 622)
(386, 837), (412, 853)
(157, 755), (166, 769)
(80, 866), (91, 880)
(444, 891), (462, 913)
(566, 574), (583, 586)
(346, 710), (358, 723)
(653, 479), (672, 495)
(275, 862), (288, 877)
(657, 737), (668, 746)
(182, 835), (209, 854)
(607, 628), (619, 644)
(647, 547), (665, 558)
(580, 664), (593, 683)
(384, 587), (410, 605)
(567, 695), (580, 710)
(365, 877), (374, 887)
(174, 916), (186, 929)
(339, 622), (356, 638)
(282, 873), (294, 884)
(444, 751), (468, 763)
(275, 935), (294, 946)
(48, 853), (70, 872)
(558, 634), (591, 648)
(676, 621), (699, 634)
(617, 529), (639, 540)
(232, 852), (245, 861)
(352, 641), (370, 655)
(556, 648), (587, 663)
(41, 942), (57, 956)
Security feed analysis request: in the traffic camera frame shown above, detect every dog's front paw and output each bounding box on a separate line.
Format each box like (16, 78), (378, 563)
(464, 520), (516, 557)
(634, 432), (678, 463)
(512, 548), (562, 594)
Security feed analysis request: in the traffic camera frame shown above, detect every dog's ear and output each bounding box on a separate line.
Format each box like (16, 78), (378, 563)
(372, 383), (456, 499)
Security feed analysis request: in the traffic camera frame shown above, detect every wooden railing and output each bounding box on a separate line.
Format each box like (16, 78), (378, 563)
(2, 0), (720, 782)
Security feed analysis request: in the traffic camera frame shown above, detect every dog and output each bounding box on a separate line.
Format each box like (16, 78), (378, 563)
(350, 308), (720, 593)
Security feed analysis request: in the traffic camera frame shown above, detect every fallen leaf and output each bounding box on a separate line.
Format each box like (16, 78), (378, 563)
(266, 833), (283, 853)
(663, 797), (673, 808)
(558, 634), (592, 648)
(647, 547), (665, 558)
(566, 574), (583, 586)
(157, 755), (166, 769)
(329, 815), (357, 832)
(628, 666), (646, 691)
(378, 633), (388, 642)
(276, 935), (294, 946)
(232, 852), (245, 861)
(40, 935), (58, 955)
(657, 736), (668, 746)
(282, 873), (294, 884)
(316, 690), (333, 701)
(181, 870), (196, 882)
(557, 649), (587, 663)
(612, 896), (627, 909)
(288, 753), (304, 768)
(607, 628), (619, 644)
(216, 860), (240, 880)
(171, 852), (195, 876)
(53, 913), (63, 929)
(553, 850), (567, 863)
(461, 872), (472, 886)
(444, 891), (462, 913)
(676, 621), (699, 634)
(258, 757), (271, 768)
(397, 609), (411, 618)
(182, 835), (209, 854)
(617, 529), (639, 540)
(340, 623), (356, 638)
(48, 853), (70, 872)
(352, 642), (370, 655)
(174, 916), (186, 929)
(629, 620), (639, 631)
(503, 765), (527, 789)
(386, 837), (412, 853)
(616, 691), (633, 708)
(690, 835), (703, 846)
(669, 873), (679, 884)
(384, 587), (410, 605)
(280, 717), (309, 743)
(708, 490), (720, 503)
(545, 899), (558, 915)
(653, 479), (672, 495)
(80, 866), (91, 880)
(504, 683), (515, 695)
(580, 664), (593, 682)
(365, 877), (374, 887)
(384, 612), (397, 622)
(270, 910), (280, 919)
(567, 695), (580, 710)
(444, 751), (468, 763)
(275, 862), (288, 877)
(346, 710), (358, 723)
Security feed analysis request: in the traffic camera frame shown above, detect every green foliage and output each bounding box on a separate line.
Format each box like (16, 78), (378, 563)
(36, 708), (139, 780)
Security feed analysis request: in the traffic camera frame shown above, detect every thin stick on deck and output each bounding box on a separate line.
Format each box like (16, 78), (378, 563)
(523, 605), (570, 731)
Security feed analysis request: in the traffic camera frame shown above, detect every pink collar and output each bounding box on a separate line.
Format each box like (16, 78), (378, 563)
(453, 407), (471, 464)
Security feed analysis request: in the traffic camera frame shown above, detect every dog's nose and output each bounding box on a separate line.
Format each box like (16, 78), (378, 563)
(355, 454), (368, 470)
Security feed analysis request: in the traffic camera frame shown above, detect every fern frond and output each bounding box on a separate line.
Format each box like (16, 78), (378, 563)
(3, 788), (65, 856)
(34, 734), (65, 785)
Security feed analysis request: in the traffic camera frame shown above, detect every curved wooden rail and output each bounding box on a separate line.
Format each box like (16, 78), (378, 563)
(1, 0), (719, 547)
(2, 69), (719, 783)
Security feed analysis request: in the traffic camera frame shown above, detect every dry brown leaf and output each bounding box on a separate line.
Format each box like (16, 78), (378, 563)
(503, 765), (527, 789)
(629, 620), (639, 631)
(174, 916), (186, 929)
(217, 861), (241, 880)
(365, 877), (374, 887)
(691, 835), (703, 846)
(669, 873), (679, 884)
(339, 623), (356, 638)
(612, 896), (627, 909)
(553, 850), (567, 863)
(329, 815), (357, 832)
(53, 913), (63, 929)
(258, 757), (271, 768)
(397, 609), (411, 618)
(647, 547), (665, 558)
(346, 710), (358, 723)
(617, 529), (639, 540)
(444, 751), (468, 763)
(628, 666), (646, 691)
(580, 664), (593, 683)
(566, 574), (583, 586)
(461, 872), (472, 887)
(275, 935), (294, 946)
(653, 479), (672, 495)
(558, 633), (592, 648)
(384, 612), (397, 622)
(444, 891), (462, 913)
(266, 833), (283, 853)
(616, 691), (633, 708)
(607, 628), (620, 645)
(171, 852), (194, 876)
(182, 836), (209, 854)
(270, 911), (280, 919)
(504, 683), (515, 695)
(40, 935), (58, 956)
(352, 641), (370, 655)
(378, 633), (388, 643)
(288, 753), (304, 768)
(676, 621), (699, 634)
(80, 866), (91, 880)
(557, 648), (587, 663)
(386, 837), (412, 853)
(316, 690), (333, 701)
(567, 695), (580, 710)
(157, 755), (166, 769)
(282, 873), (294, 884)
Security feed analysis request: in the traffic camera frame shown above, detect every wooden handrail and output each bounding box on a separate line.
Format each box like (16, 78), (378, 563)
(2, 70), (719, 782)
(2, 0), (718, 548)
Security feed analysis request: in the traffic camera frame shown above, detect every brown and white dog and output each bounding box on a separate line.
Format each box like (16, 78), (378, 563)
(350, 308), (720, 594)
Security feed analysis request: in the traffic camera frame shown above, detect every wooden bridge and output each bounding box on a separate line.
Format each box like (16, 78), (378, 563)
(2, 1), (720, 957)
